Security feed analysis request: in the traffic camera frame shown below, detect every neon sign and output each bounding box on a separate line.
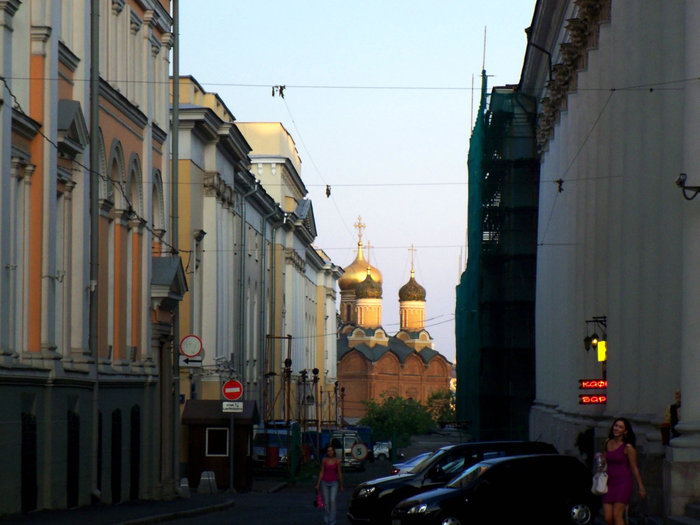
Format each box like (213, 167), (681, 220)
(578, 379), (608, 389)
(579, 395), (607, 404)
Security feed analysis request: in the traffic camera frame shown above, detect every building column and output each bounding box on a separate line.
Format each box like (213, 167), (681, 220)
(666, 0), (700, 516)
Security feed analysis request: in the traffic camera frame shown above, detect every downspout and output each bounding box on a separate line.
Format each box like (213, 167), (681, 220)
(238, 180), (258, 380)
(170, 0), (180, 490)
(259, 207), (283, 403)
(89, 0), (101, 502)
(268, 212), (288, 420)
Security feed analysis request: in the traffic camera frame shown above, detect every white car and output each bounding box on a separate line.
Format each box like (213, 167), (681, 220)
(373, 441), (392, 460)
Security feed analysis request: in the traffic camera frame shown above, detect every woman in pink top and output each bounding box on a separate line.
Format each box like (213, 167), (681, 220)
(316, 445), (344, 525)
(602, 417), (646, 525)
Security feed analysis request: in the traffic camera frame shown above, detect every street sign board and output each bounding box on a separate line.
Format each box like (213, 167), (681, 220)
(222, 379), (243, 401)
(222, 401), (243, 413)
(180, 334), (203, 358)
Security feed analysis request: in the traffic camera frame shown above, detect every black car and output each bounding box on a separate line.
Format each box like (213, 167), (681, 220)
(347, 440), (557, 525)
(390, 454), (600, 525)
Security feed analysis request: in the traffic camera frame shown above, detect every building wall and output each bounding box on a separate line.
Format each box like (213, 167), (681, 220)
(522, 0), (698, 515)
(0, 0), (176, 515)
(338, 349), (451, 419)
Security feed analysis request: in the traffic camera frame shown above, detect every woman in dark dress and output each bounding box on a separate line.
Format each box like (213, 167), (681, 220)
(602, 417), (646, 525)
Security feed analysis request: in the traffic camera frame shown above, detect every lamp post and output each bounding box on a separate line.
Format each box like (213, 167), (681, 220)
(334, 381), (339, 428)
(299, 369), (308, 431)
(284, 358), (292, 426)
(312, 368), (319, 460)
(340, 387), (346, 429)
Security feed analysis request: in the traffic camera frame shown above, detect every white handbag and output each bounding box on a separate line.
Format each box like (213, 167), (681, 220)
(592, 471), (608, 495)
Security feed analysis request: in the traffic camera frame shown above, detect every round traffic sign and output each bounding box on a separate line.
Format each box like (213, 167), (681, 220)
(351, 442), (368, 461)
(180, 334), (202, 358)
(222, 379), (243, 401)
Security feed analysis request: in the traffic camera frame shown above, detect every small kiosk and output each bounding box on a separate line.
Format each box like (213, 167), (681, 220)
(181, 399), (259, 492)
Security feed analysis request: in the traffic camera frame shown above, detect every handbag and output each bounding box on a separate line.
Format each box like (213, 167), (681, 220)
(314, 489), (325, 508)
(592, 471), (608, 495)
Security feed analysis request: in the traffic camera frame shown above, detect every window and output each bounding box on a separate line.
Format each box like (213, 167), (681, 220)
(206, 428), (228, 456)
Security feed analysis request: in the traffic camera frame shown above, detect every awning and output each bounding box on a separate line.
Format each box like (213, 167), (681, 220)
(181, 399), (259, 426)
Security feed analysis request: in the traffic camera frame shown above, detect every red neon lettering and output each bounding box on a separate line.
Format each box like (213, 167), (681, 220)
(579, 380), (608, 389)
(579, 395), (607, 404)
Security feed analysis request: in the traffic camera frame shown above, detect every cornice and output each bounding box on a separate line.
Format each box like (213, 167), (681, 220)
(534, 0), (612, 152)
(58, 41), (80, 72)
(100, 78), (148, 129)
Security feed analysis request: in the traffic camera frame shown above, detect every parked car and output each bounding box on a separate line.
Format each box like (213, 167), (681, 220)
(347, 440), (557, 525)
(373, 441), (392, 460)
(391, 451), (434, 475)
(391, 454), (599, 525)
(330, 429), (367, 470)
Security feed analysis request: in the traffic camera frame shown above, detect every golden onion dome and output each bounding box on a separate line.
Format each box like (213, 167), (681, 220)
(338, 242), (383, 291)
(399, 270), (426, 302)
(355, 270), (382, 299)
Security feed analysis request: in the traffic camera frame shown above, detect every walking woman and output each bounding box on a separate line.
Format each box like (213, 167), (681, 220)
(316, 445), (344, 525)
(603, 417), (646, 525)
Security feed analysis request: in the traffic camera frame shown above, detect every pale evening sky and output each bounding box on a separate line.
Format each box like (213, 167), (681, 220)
(177, 1), (538, 363)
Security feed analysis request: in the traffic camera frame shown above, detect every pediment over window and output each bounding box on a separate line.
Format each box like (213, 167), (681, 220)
(151, 255), (188, 311)
(57, 99), (89, 159)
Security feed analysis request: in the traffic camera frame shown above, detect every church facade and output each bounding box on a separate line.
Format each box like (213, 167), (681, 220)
(336, 218), (452, 420)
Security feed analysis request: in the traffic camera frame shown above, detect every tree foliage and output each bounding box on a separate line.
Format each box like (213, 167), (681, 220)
(358, 395), (435, 448)
(426, 389), (456, 428)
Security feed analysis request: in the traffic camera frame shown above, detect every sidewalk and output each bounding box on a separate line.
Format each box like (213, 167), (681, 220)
(1, 478), (287, 525)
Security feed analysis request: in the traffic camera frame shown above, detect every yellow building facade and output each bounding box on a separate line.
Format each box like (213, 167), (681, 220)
(0, 0), (181, 515)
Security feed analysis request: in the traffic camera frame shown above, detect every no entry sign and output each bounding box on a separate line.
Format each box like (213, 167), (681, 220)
(222, 379), (243, 401)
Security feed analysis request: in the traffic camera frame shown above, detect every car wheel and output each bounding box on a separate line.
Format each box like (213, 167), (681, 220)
(439, 515), (462, 525)
(568, 501), (592, 525)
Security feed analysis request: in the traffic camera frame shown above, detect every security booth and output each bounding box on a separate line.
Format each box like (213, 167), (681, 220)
(181, 399), (259, 492)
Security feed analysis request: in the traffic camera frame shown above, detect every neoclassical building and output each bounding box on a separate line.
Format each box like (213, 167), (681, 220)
(337, 219), (451, 420)
(0, 0), (180, 514)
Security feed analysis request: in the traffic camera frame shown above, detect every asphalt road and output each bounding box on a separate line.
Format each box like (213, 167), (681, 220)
(173, 430), (466, 525)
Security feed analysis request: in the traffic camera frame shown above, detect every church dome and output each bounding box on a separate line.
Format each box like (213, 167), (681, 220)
(338, 242), (383, 291)
(399, 271), (426, 302)
(355, 270), (382, 299)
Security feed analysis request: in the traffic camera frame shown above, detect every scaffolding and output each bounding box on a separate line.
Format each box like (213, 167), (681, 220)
(456, 73), (539, 440)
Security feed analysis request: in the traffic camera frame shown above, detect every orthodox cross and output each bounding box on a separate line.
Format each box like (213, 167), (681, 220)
(409, 244), (416, 277)
(354, 215), (366, 243)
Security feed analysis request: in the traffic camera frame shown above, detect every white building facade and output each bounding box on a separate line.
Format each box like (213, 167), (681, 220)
(521, 0), (700, 516)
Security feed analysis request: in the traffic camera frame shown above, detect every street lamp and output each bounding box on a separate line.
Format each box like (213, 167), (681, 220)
(584, 316), (607, 379)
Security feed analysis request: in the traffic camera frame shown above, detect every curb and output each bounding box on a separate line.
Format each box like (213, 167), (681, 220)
(122, 499), (237, 525)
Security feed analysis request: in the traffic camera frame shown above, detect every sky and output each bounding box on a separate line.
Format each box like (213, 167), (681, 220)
(178, 1), (538, 363)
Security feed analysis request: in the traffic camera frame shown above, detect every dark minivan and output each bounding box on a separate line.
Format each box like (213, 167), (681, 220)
(347, 440), (557, 525)
(391, 454), (599, 525)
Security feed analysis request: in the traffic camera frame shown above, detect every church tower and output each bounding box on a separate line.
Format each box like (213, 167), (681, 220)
(356, 268), (383, 328)
(338, 216), (382, 324)
(399, 245), (426, 331)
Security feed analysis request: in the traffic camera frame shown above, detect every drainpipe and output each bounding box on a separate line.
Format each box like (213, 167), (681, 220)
(238, 180), (258, 380)
(171, 0), (180, 492)
(268, 212), (288, 419)
(269, 212), (289, 345)
(89, 0), (100, 502)
(259, 206), (283, 403)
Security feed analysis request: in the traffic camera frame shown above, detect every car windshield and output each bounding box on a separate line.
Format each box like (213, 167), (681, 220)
(446, 463), (491, 489)
(404, 452), (433, 472)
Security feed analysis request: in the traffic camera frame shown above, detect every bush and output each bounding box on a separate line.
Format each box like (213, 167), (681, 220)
(426, 389), (456, 428)
(358, 395), (435, 448)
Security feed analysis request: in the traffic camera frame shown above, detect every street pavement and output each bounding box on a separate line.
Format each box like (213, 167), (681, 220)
(0, 429), (617, 525)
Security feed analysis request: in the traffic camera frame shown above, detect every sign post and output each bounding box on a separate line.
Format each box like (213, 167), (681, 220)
(222, 379), (243, 492)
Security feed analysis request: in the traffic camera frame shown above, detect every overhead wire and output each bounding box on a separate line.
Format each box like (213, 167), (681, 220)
(0, 75), (191, 256)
